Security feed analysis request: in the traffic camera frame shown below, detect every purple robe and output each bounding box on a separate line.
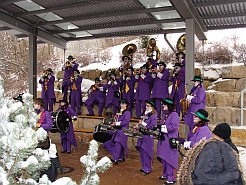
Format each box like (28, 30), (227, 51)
(39, 75), (56, 111)
(134, 72), (152, 101)
(120, 75), (135, 113)
(105, 79), (121, 110)
(69, 76), (83, 114)
(145, 59), (157, 70)
(103, 110), (131, 160)
(152, 69), (170, 118)
(58, 106), (78, 149)
(184, 84), (206, 129)
(136, 113), (157, 172)
(157, 111), (180, 169)
(170, 70), (185, 116)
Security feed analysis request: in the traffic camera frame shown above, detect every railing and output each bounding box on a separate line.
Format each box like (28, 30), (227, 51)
(240, 87), (246, 126)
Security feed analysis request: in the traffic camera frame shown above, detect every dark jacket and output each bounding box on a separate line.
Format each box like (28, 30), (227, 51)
(192, 140), (239, 185)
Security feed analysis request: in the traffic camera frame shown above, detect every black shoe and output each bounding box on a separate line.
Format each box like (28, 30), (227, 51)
(66, 151), (71, 154)
(110, 159), (118, 165)
(118, 159), (125, 162)
(164, 181), (175, 185)
(158, 176), (167, 180)
(86, 114), (94, 116)
(61, 151), (66, 153)
(143, 171), (151, 175)
(139, 169), (144, 173)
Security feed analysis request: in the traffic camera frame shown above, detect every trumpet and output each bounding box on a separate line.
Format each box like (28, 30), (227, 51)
(43, 70), (48, 77)
(92, 84), (99, 91)
(66, 61), (71, 67)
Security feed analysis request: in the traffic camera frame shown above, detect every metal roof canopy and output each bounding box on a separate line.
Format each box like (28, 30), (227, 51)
(0, 0), (245, 49)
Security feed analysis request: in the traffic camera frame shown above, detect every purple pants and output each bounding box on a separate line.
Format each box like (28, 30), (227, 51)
(44, 93), (54, 112)
(62, 85), (69, 100)
(136, 100), (146, 118)
(86, 99), (104, 115)
(139, 147), (152, 173)
(61, 138), (71, 152)
(70, 90), (81, 114)
(103, 140), (125, 161)
(160, 158), (175, 182)
(153, 98), (162, 119)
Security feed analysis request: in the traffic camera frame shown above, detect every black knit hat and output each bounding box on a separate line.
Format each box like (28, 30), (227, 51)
(212, 123), (231, 140)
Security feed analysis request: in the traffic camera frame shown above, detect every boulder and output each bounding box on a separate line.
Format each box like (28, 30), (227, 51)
(56, 71), (64, 80)
(235, 78), (246, 92)
(221, 65), (246, 79)
(208, 79), (237, 92)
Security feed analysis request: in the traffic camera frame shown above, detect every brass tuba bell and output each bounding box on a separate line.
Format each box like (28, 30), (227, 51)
(176, 34), (186, 52)
(146, 38), (160, 60)
(122, 43), (137, 62)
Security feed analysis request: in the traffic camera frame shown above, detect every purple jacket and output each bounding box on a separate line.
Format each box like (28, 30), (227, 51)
(184, 84), (206, 129)
(62, 62), (79, 86)
(136, 113), (157, 160)
(157, 111), (180, 169)
(36, 108), (53, 132)
(152, 69), (170, 99)
(145, 59), (157, 70)
(187, 125), (212, 148)
(120, 75), (135, 105)
(58, 106), (78, 148)
(134, 72), (152, 101)
(105, 79), (121, 108)
(69, 76), (83, 92)
(39, 75), (56, 99)
(112, 110), (131, 157)
(85, 84), (106, 105)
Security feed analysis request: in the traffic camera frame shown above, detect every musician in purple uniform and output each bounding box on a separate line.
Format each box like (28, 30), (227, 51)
(157, 98), (180, 184)
(184, 76), (206, 130)
(103, 99), (131, 164)
(85, 78), (106, 116)
(39, 68), (56, 112)
(34, 98), (53, 132)
(118, 56), (131, 73)
(120, 66), (135, 114)
(69, 69), (83, 115)
(134, 64), (152, 118)
(176, 51), (186, 67)
(135, 100), (157, 175)
(181, 109), (212, 149)
(146, 56), (158, 70)
(62, 55), (79, 100)
(105, 71), (121, 115)
(151, 61), (170, 118)
(170, 63), (185, 118)
(57, 99), (78, 154)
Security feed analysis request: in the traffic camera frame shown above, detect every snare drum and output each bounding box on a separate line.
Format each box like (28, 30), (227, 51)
(93, 124), (112, 143)
(50, 111), (70, 133)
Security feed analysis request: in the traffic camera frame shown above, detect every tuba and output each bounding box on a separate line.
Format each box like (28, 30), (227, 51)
(176, 34), (186, 52)
(146, 38), (160, 60)
(122, 43), (137, 64)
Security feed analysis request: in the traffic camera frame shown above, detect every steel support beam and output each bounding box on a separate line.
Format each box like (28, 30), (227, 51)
(0, 0), (23, 5)
(201, 12), (246, 20)
(194, 0), (246, 7)
(66, 28), (185, 41)
(36, 6), (175, 26)
(51, 18), (183, 34)
(170, 0), (207, 40)
(29, 34), (37, 99)
(0, 10), (67, 49)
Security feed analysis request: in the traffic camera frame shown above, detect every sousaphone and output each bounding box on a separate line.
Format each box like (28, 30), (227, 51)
(176, 34), (186, 52)
(122, 43), (137, 62)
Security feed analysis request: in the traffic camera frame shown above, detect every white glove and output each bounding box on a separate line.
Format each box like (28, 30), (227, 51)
(108, 80), (111, 85)
(122, 76), (125, 80)
(184, 141), (191, 149)
(186, 95), (194, 102)
(141, 121), (147, 127)
(41, 78), (44, 82)
(157, 72), (163, 79)
(71, 63), (75, 67)
(48, 75), (51, 79)
(135, 75), (139, 79)
(113, 81), (117, 85)
(115, 121), (121, 126)
(151, 73), (156, 78)
(99, 87), (103, 91)
(126, 77), (131, 81)
(161, 125), (168, 133)
(140, 74), (146, 79)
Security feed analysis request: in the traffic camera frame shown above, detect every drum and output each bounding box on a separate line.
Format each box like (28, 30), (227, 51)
(93, 124), (112, 143)
(50, 111), (70, 133)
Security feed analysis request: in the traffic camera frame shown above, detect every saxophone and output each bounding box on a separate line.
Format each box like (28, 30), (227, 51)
(179, 84), (190, 116)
